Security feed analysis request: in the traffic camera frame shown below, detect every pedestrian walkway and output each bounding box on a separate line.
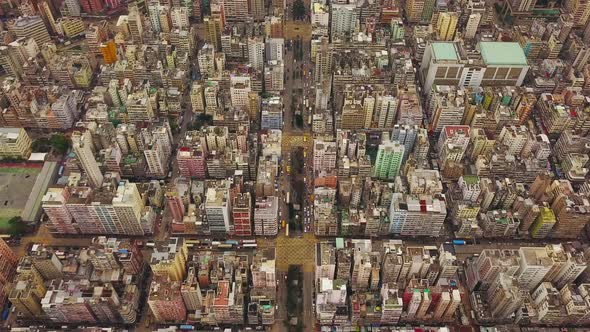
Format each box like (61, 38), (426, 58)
(275, 232), (316, 272)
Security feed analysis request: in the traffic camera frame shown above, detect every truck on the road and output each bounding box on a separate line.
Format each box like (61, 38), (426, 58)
(453, 240), (466, 245)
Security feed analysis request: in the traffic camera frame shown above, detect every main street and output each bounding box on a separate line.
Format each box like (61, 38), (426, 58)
(273, 5), (317, 330)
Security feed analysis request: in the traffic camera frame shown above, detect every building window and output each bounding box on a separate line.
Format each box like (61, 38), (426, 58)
(436, 67), (447, 78)
(495, 67), (509, 80)
(447, 67), (459, 78)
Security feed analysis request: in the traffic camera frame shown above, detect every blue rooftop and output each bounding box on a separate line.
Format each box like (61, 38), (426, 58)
(479, 42), (528, 66)
(431, 42), (459, 61)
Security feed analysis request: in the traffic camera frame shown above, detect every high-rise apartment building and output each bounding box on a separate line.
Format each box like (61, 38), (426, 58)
(112, 181), (148, 236)
(230, 75), (252, 109)
(505, 0), (538, 13)
(376, 95), (398, 129)
(233, 193), (252, 236)
(464, 13), (482, 39)
(380, 284), (403, 324)
(315, 37), (332, 84)
(43, 183), (151, 236)
(389, 193), (447, 236)
(100, 40), (117, 65)
(391, 125), (418, 163)
(72, 130), (104, 188)
(436, 12), (458, 41)
(330, 4), (358, 39)
(313, 140), (337, 175)
(486, 273), (523, 319)
(41, 188), (77, 234)
(438, 125), (470, 167)
(0, 237), (17, 289)
(51, 92), (79, 129)
(0, 45), (24, 78)
(516, 247), (553, 291)
(265, 38), (284, 62)
(148, 280), (187, 322)
(128, 6), (144, 43)
(222, 0), (248, 22)
(204, 17), (222, 50)
(8, 16), (51, 47)
(530, 206), (556, 238)
(413, 128), (430, 165)
(177, 146), (206, 179)
(497, 125), (530, 156)
(171, 7), (189, 29)
(204, 186), (231, 234)
(249, 0), (265, 20)
(86, 22), (108, 55)
(166, 191), (185, 223)
(248, 37), (265, 70)
(143, 130), (172, 178)
(80, 0), (104, 13)
(8, 265), (46, 317)
(0, 128), (32, 160)
(429, 86), (465, 134)
(190, 82), (206, 113)
(264, 60), (284, 92)
(181, 267), (202, 311)
(374, 141), (404, 179)
(551, 193), (590, 238)
(150, 237), (188, 281)
(198, 44), (216, 78)
(406, 0), (435, 23)
(254, 196), (278, 236)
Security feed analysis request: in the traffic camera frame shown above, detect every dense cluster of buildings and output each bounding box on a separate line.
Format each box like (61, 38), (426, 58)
(307, 0), (590, 240)
(315, 239), (462, 327)
(147, 238), (276, 325)
(467, 243), (590, 326)
(4, 237), (277, 327)
(8, 237), (143, 325)
(314, 239), (590, 328)
(1, 0), (590, 328)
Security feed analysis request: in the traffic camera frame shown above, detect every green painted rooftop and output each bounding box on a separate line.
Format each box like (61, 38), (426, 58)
(480, 42), (528, 66)
(462, 175), (480, 185)
(431, 42), (459, 61)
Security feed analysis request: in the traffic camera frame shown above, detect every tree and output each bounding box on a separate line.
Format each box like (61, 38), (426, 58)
(50, 134), (70, 155)
(7, 217), (27, 236)
(196, 113), (213, 123)
(168, 117), (180, 132)
(32, 138), (51, 153)
(292, 0), (306, 20)
(188, 113), (213, 130)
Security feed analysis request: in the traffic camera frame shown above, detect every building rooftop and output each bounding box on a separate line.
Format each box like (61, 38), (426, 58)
(0, 127), (22, 140)
(479, 42), (528, 66)
(431, 42), (459, 61)
(462, 175), (480, 186)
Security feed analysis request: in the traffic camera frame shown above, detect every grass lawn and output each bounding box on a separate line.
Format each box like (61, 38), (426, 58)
(0, 218), (10, 230)
(0, 208), (21, 230)
(0, 167), (41, 174)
